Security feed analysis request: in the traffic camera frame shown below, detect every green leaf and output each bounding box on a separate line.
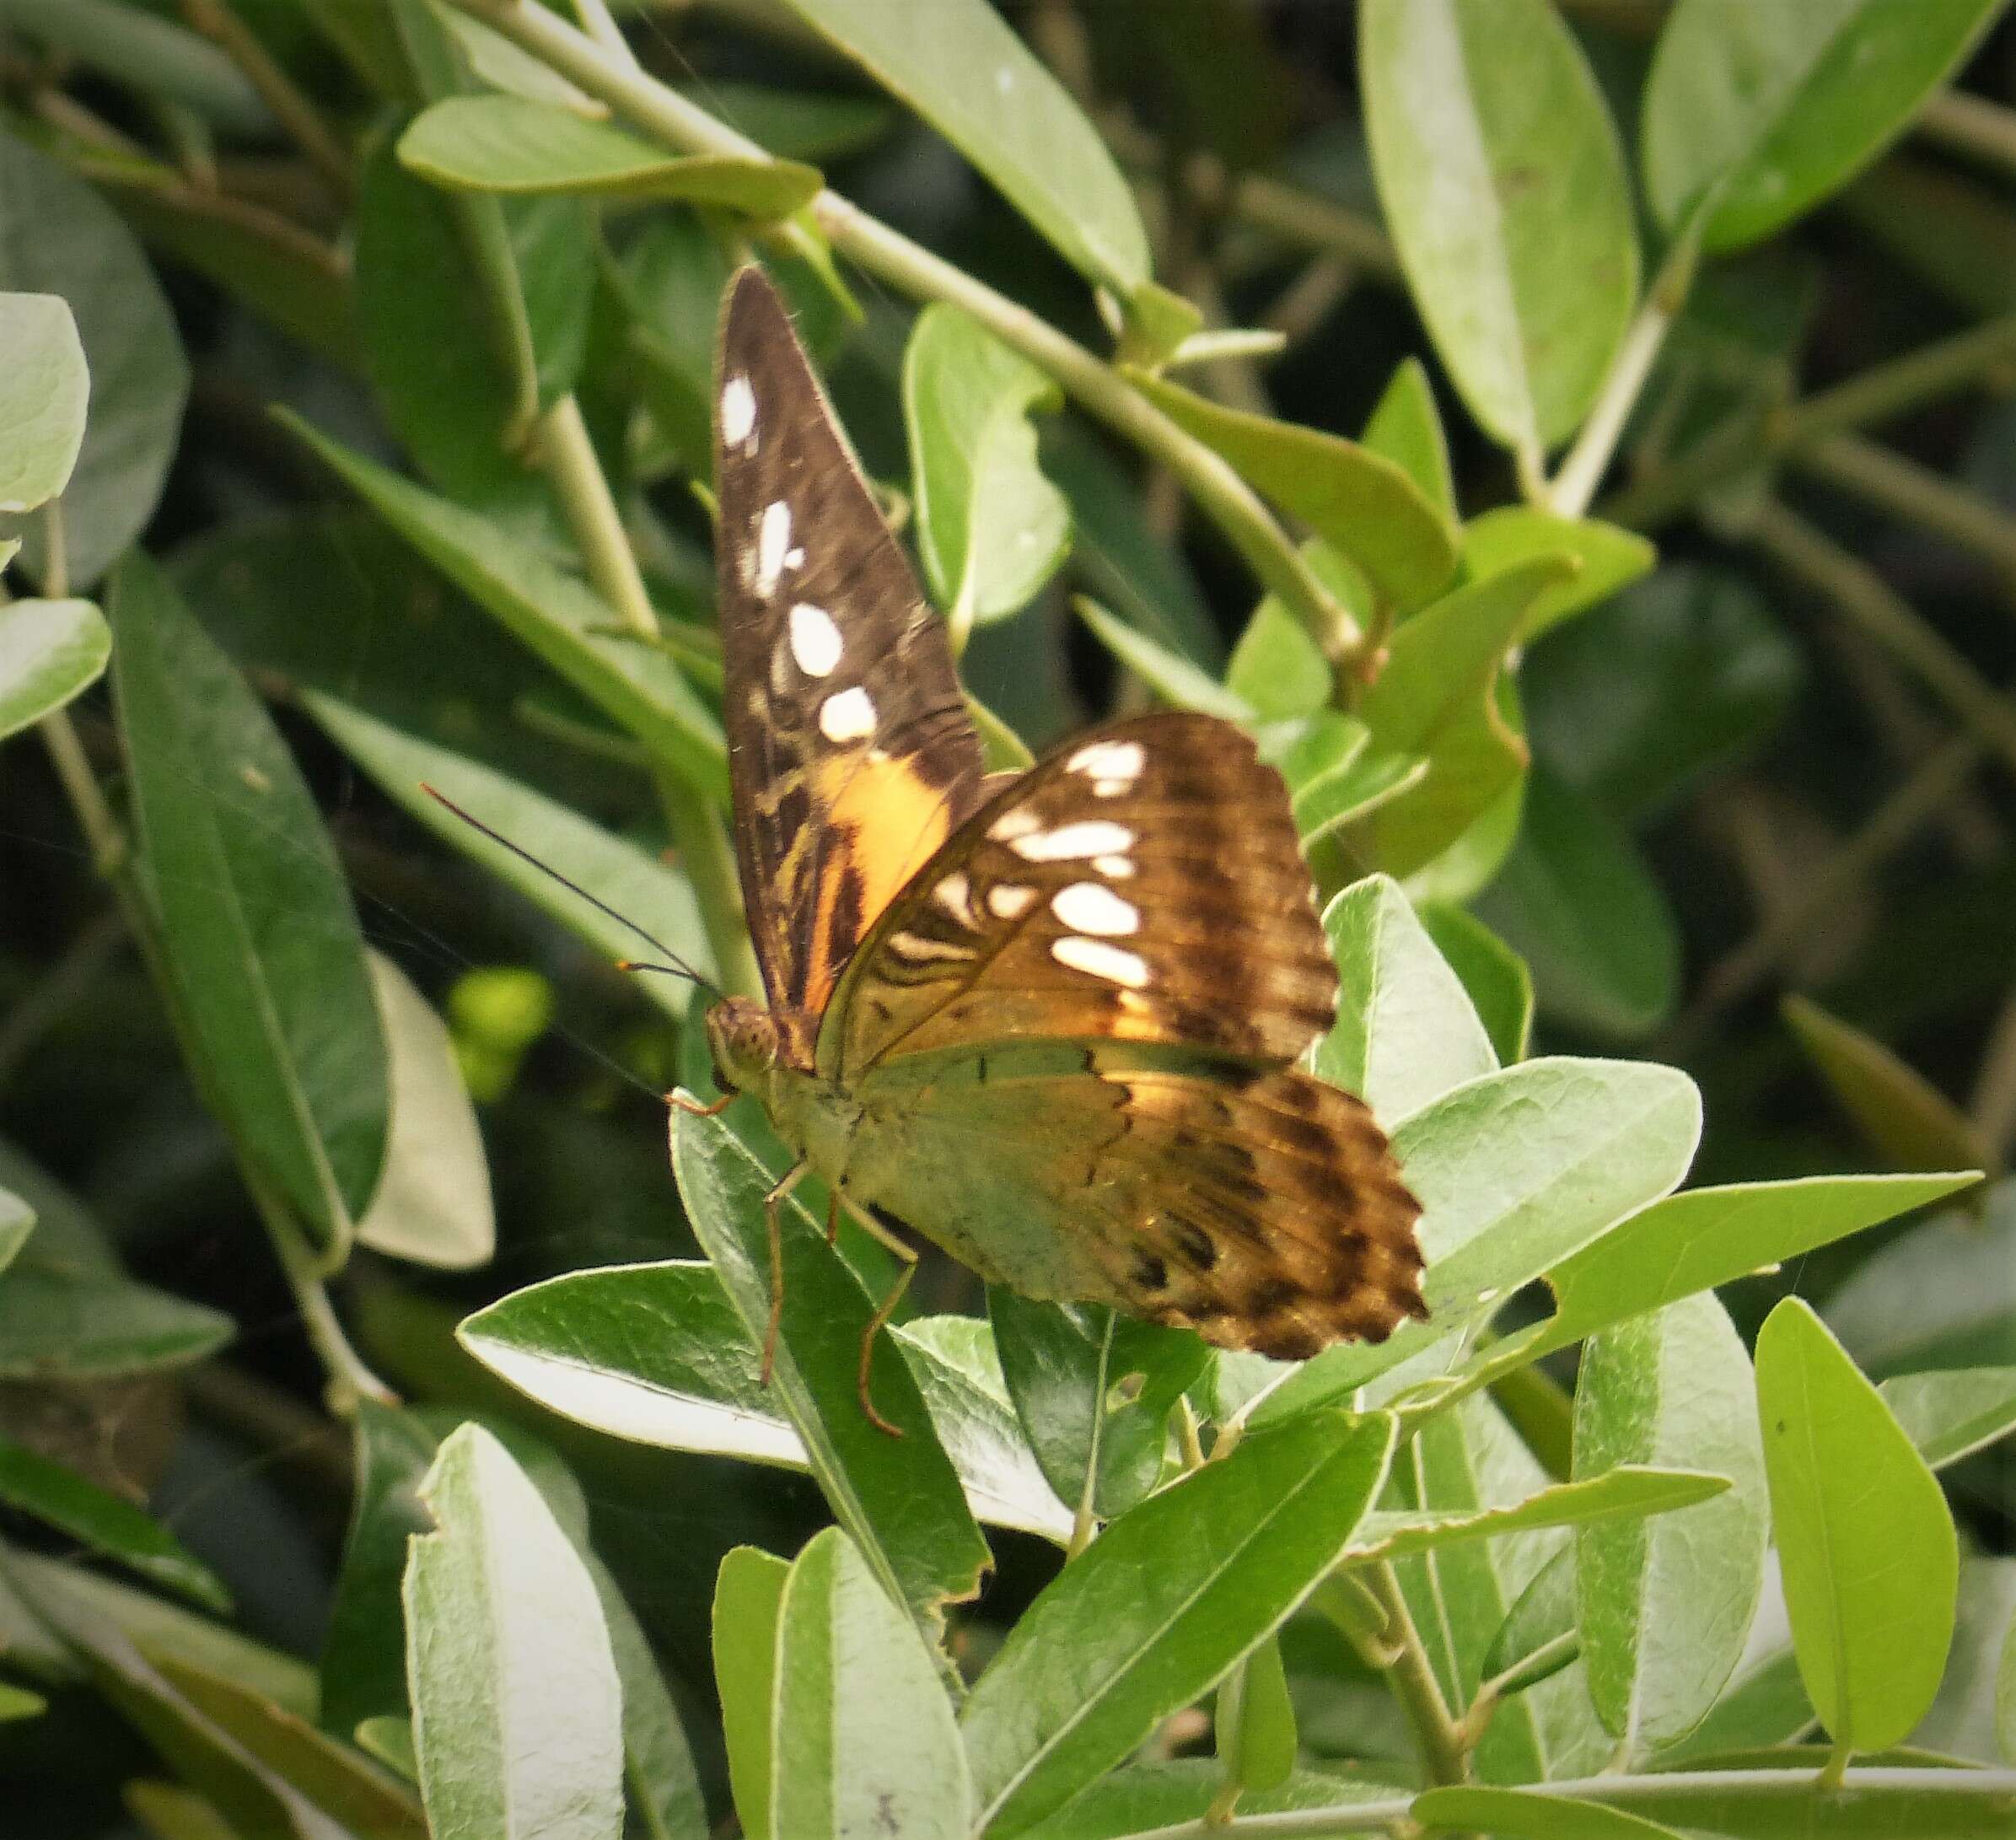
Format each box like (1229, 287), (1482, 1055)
(1289, 728), (1428, 850)
(355, 953), (495, 1270)
(1012, 1764), (1404, 1840)
(1073, 597), (1255, 719)
(21, 1574), (395, 1840)
(1755, 1298), (1958, 1755)
(305, 696), (714, 1006)
(108, 554), (389, 1250)
(714, 1547), (788, 1840)
(1319, 873), (1497, 1125)
(0, 598), (109, 739)
(673, 1104), (992, 1636)
(1388, 1396), (1611, 1784)
(1228, 595), (1331, 723)
(1476, 767), (1681, 1041)
(1415, 1788), (1683, 1837)
(322, 1401), (438, 1738)
(771, 1528), (972, 1839)
(459, 1262), (1072, 1541)
(1826, 1180), (2016, 1376)
(1347, 1465), (1728, 1565)
(284, 419), (727, 798)
(1656, 1648), (1816, 1766)
(905, 304), (1070, 632)
(1218, 1635), (1296, 1798)
(1785, 994), (1997, 1181)
(0, 1185), (31, 1276)
(774, 0), (1148, 293)
(1880, 1367), (2016, 1472)
(2001, 1599), (2016, 1766)
(400, 97), (822, 215)
(1419, 903), (1533, 1065)
(1642, 0), (2006, 255)
(1355, 556), (1571, 880)
(989, 1291), (1206, 1524)
(405, 1423), (624, 1840)
(1360, 0), (1638, 455)
(960, 1411), (1395, 1837)
(0, 137), (189, 589)
(1363, 358), (1456, 519)
(1127, 370), (1460, 611)
(154, 1660), (427, 1840)
(1914, 1556), (2016, 1766)
(1258, 1057), (1702, 1421)
(586, 1549), (707, 1840)
(1461, 508), (1655, 642)
(1, 0), (270, 131)
(1526, 564), (1802, 824)
(0, 1439), (229, 1614)
(0, 292), (87, 512)
(0, 1682), (44, 1724)
(1574, 1295), (1768, 1752)
(1483, 1547), (1579, 1697)
(1481, 1172), (1973, 1385)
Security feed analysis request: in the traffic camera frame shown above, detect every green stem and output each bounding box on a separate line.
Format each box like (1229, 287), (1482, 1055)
(658, 770), (758, 999)
(438, 0), (1353, 662)
(1917, 88), (2016, 183)
(1749, 498), (2016, 780)
(1601, 310), (2016, 531)
(538, 395), (659, 640)
(1110, 1767), (2016, 1838)
(1546, 229), (1699, 519)
(254, 1171), (396, 1410)
(1789, 432), (2016, 599)
(181, 0), (353, 199)
(1361, 1563), (1469, 1787)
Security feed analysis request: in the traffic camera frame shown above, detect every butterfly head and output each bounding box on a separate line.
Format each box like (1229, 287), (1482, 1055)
(704, 994), (785, 1100)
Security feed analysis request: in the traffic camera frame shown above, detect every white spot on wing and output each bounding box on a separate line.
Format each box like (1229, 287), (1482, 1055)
(1052, 882), (1139, 937)
(934, 873), (976, 927)
(1094, 854), (1133, 879)
(988, 884), (1037, 919)
(788, 602), (842, 677)
(819, 685), (877, 742)
(1053, 936), (1151, 987)
(755, 501), (793, 597)
(1010, 820), (1136, 862)
(887, 931), (973, 963)
(1067, 739), (1146, 782)
(721, 375), (756, 450)
(988, 806), (1043, 842)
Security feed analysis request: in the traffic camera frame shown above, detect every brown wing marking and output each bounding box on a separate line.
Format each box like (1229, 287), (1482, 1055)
(822, 710), (1334, 1083)
(712, 266), (984, 1061)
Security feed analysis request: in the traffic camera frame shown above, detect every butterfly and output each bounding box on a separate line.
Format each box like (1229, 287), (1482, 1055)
(683, 266), (1426, 1434)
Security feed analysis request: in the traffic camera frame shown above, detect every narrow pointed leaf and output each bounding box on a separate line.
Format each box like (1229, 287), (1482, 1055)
(674, 1106), (991, 1634)
(961, 1411), (1395, 1837)
(1128, 370), (1458, 610)
(1420, 904), (1532, 1065)
(1880, 1367), (2016, 1472)
(401, 96), (820, 215)
(109, 554), (389, 1248)
(715, 1547), (788, 1840)
(1461, 508), (1654, 641)
(774, 0), (1147, 292)
(1363, 358), (1455, 519)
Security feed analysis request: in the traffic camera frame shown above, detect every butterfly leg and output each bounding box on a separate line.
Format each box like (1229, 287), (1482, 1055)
(837, 1194), (920, 1438)
(758, 1159), (810, 1387)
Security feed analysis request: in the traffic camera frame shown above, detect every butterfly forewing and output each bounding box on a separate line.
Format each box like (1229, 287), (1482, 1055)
(714, 268), (985, 1063)
(820, 711), (1337, 1084)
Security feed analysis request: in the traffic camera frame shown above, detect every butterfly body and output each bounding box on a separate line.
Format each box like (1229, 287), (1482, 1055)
(701, 269), (1427, 1407)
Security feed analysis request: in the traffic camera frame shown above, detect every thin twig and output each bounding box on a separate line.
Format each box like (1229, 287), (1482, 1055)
(180, 0), (353, 199)
(1918, 88), (2016, 184)
(1602, 312), (2016, 531)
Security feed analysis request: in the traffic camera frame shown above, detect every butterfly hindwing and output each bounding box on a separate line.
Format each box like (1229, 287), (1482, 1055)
(820, 710), (1337, 1083)
(848, 1044), (1427, 1356)
(714, 267), (985, 1063)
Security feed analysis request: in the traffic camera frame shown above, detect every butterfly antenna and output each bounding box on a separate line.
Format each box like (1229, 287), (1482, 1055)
(419, 783), (722, 999)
